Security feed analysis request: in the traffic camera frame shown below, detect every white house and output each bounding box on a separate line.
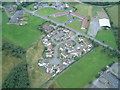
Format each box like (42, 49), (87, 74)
(99, 18), (111, 28)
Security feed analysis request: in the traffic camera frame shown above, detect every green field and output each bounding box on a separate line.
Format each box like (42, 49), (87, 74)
(26, 4), (35, 11)
(66, 21), (87, 34)
(75, 4), (93, 17)
(96, 30), (117, 48)
(2, 11), (45, 48)
(49, 15), (69, 23)
(0, 9), (2, 38)
(92, 7), (103, 16)
(55, 47), (116, 88)
(35, 7), (65, 17)
(105, 5), (118, 27)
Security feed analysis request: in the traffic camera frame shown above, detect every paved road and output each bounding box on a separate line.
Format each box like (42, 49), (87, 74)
(49, 32), (79, 65)
(23, 8), (120, 54)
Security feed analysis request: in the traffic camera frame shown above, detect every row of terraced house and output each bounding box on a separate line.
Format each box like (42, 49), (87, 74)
(50, 10), (88, 30)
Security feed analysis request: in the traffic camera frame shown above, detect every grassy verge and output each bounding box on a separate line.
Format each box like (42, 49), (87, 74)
(55, 46), (117, 88)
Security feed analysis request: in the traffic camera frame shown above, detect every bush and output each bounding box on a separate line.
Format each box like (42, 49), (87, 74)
(101, 67), (107, 71)
(74, 56), (80, 61)
(95, 74), (100, 78)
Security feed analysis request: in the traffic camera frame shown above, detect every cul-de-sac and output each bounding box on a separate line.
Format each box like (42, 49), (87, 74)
(1, 0), (120, 89)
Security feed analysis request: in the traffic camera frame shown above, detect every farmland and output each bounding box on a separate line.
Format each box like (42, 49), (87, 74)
(2, 11), (45, 48)
(55, 47), (116, 88)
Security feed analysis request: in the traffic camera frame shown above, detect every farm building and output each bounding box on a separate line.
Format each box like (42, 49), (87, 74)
(51, 11), (70, 17)
(97, 10), (111, 28)
(99, 18), (111, 28)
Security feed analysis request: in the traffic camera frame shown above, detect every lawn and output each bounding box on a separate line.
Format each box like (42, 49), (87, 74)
(49, 15), (69, 23)
(2, 11), (45, 48)
(96, 30), (117, 48)
(105, 5), (118, 27)
(55, 46), (116, 88)
(66, 21), (87, 34)
(26, 41), (52, 88)
(35, 7), (65, 17)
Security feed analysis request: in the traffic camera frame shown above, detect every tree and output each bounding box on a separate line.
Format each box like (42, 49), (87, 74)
(2, 40), (26, 59)
(74, 56), (80, 61)
(16, 5), (22, 10)
(2, 61), (30, 88)
(95, 74), (100, 78)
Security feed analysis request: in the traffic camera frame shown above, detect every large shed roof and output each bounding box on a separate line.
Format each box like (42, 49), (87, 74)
(99, 18), (111, 27)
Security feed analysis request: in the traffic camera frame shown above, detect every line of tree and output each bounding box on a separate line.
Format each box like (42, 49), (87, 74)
(102, 46), (120, 58)
(89, 39), (100, 47)
(83, 2), (120, 6)
(2, 40), (26, 59)
(89, 39), (120, 58)
(2, 2), (16, 6)
(2, 61), (30, 88)
(21, 2), (35, 7)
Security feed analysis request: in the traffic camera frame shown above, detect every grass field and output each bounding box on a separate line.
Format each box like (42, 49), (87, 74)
(0, 9), (2, 38)
(49, 15), (69, 23)
(75, 4), (93, 17)
(0, 51), (1, 88)
(26, 41), (52, 88)
(26, 4), (35, 11)
(2, 51), (22, 83)
(105, 5), (118, 27)
(96, 30), (117, 48)
(66, 21), (87, 34)
(2, 11), (45, 48)
(92, 7), (103, 17)
(55, 46), (116, 88)
(35, 7), (65, 17)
